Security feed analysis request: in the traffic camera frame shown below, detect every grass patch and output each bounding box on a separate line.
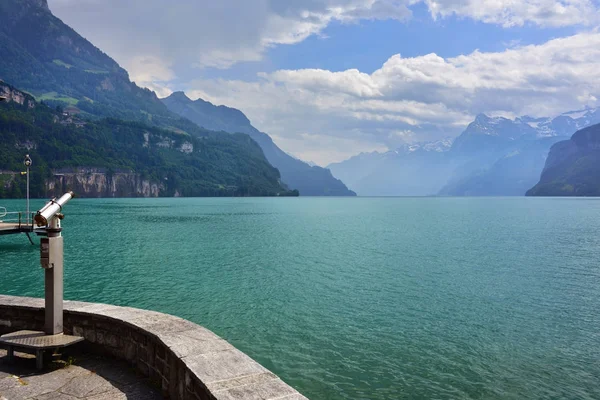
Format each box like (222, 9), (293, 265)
(84, 69), (109, 74)
(37, 92), (79, 106)
(164, 126), (190, 136)
(52, 59), (73, 69)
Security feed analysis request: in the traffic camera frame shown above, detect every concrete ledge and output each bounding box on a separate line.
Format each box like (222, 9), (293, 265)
(0, 295), (308, 400)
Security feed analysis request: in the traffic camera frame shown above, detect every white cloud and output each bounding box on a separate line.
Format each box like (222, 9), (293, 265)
(272, 132), (388, 166)
(48, 0), (412, 78)
(424, 0), (599, 27)
(46, 1), (600, 163)
(186, 32), (600, 164)
(126, 56), (175, 97)
(48, 0), (600, 82)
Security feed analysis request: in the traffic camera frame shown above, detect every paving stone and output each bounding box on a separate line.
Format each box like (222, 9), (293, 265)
(34, 392), (79, 400)
(75, 357), (139, 387)
(185, 349), (269, 385)
(206, 372), (279, 393)
(0, 375), (22, 392)
(129, 314), (199, 336)
(64, 303), (125, 317)
(61, 300), (92, 310)
(0, 296), (44, 309)
(178, 327), (222, 342)
(161, 335), (234, 359)
(73, 306), (145, 324)
(278, 395), (310, 400)
(58, 372), (116, 398)
(85, 388), (128, 400)
(1, 381), (57, 399)
(0, 363), (79, 397)
(213, 378), (301, 400)
(0, 348), (163, 400)
(108, 382), (163, 400)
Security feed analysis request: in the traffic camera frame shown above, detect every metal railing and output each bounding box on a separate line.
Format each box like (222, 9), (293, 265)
(0, 210), (34, 229)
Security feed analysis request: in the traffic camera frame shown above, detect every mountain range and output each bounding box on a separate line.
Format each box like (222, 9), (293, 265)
(0, 0), (353, 197)
(327, 140), (453, 197)
(162, 92), (355, 196)
(329, 108), (600, 196)
(3, 0), (597, 198)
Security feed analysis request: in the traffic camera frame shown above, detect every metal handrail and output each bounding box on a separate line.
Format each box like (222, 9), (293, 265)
(1, 211), (24, 222)
(0, 207), (6, 218)
(0, 211), (34, 227)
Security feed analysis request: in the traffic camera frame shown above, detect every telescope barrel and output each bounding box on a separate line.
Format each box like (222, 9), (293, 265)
(34, 191), (74, 227)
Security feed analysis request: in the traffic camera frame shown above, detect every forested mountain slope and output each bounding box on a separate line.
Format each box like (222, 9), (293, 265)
(163, 92), (356, 196)
(0, 82), (290, 197)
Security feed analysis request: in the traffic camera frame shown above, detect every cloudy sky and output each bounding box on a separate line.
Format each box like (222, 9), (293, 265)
(48, 0), (600, 165)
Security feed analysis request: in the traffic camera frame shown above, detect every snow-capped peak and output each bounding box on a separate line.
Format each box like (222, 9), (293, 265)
(395, 138), (454, 154)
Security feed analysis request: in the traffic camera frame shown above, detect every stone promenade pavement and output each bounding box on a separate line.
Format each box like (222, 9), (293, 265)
(0, 349), (163, 400)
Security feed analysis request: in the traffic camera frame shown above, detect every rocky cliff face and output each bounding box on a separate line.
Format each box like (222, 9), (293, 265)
(0, 84), (36, 108)
(2, 170), (163, 198)
(47, 170), (163, 198)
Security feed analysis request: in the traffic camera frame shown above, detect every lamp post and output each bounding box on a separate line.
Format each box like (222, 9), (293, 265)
(24, 154), (32, 223)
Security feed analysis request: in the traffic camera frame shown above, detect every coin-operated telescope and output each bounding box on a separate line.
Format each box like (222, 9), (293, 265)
(35, 192), (74, 335)
(0, 192), (82, 369)
(35, 191), (74, 228)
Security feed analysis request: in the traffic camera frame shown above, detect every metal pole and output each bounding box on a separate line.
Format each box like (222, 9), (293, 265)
(36, 192), (73, 335)
(43, 217), (63, 335)
(24, 154), (32, 224)
(26, 166), (30, 224)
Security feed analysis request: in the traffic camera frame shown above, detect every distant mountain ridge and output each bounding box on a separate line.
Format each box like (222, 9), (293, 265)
(163, 92), (356, 196)
(518, 108), (600, 137)
(440, 108), (600, 196)
(527, 123), (600, 196)
(327, 139), (453, 196)
(329, 108), (600, 196)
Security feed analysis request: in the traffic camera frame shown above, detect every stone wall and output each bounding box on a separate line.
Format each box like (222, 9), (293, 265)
(0, 295), (307, 400)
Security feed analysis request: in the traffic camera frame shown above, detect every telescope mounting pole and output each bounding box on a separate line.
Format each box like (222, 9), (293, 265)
(36, 191), (73, 335)
(43, 217), (64, 335)
(26, 165), (30, 222)
(24, 154), (32, 224)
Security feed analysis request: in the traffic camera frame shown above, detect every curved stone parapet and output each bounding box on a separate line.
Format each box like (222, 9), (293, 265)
(0, 295), (308, 400)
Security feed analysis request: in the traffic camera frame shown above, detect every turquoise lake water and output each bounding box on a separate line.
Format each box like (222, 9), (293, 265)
(1, 197), (599, 399)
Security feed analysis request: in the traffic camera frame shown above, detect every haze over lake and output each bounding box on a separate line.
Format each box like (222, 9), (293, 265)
(1, 197), (599, 399)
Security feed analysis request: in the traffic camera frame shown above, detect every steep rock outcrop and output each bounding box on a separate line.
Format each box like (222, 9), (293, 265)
(48, 170), (163, 198)
(0, 83), (36, 108)
(527, 123), (600, 196)
(2, 170), (163, 198)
